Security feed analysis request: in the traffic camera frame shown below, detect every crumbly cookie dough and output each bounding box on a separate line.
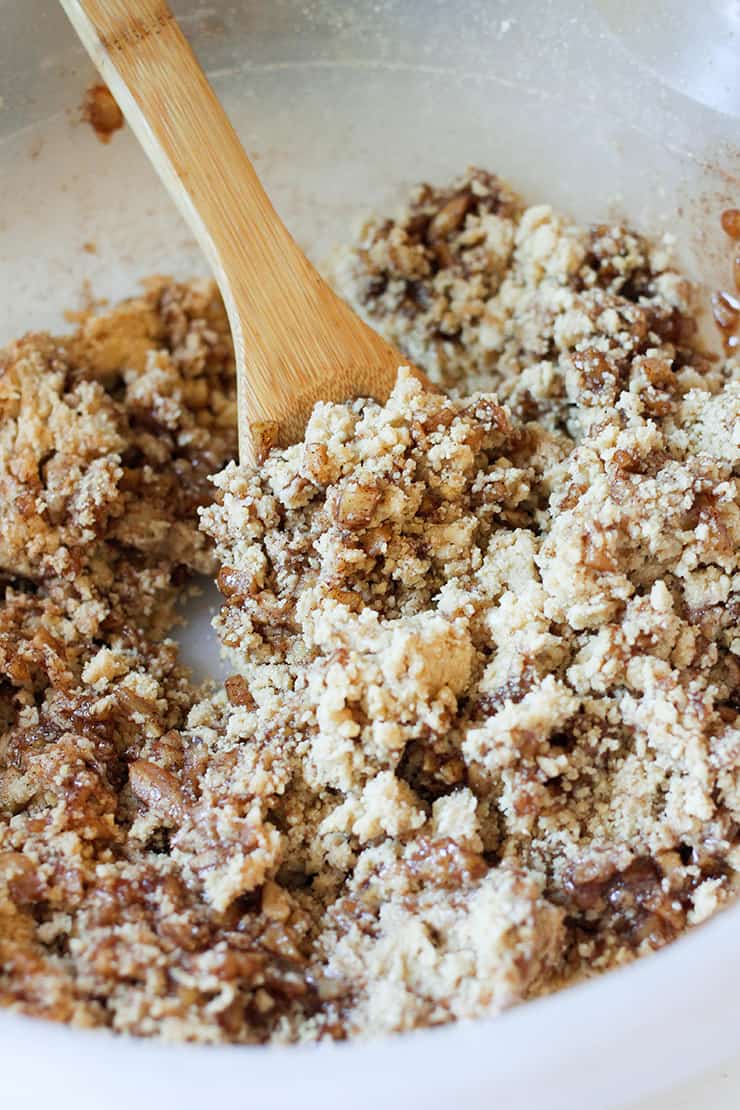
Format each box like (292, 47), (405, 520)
(0, 278), (236, 637)
(1, 170), (738, 1043)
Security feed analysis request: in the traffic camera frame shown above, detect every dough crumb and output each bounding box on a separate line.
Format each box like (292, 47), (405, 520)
(1, 169), (738, 1044)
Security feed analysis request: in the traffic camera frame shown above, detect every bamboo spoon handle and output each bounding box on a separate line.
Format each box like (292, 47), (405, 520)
(59, 0), (406, 466)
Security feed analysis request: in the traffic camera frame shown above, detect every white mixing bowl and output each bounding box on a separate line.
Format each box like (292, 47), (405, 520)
(1, 2), (738, 1106)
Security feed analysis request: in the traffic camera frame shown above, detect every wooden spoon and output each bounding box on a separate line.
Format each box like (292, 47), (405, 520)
(59, 0), (413, 466)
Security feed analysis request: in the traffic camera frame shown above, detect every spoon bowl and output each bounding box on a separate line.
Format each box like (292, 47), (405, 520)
(59, 0), (413, 465)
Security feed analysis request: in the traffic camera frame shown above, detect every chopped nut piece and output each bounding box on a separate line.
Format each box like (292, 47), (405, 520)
(428, 192), (472, 240)
(82, 82), (124, 144)
(332, 482), (382, 529)
(129, 759), (184, 822)
(224, 673), (255, 708)
(250, 421), (280, 465)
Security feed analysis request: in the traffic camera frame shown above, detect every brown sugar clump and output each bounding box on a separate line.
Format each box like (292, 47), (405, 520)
(82, 83), (125, 144)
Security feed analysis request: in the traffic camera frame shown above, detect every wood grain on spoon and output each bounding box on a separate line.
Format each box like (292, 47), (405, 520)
(59, 0), (414, 466)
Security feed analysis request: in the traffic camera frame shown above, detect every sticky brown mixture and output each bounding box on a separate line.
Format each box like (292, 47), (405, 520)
(82, 83), (125, 144)
(1, 171), (738, 1043)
